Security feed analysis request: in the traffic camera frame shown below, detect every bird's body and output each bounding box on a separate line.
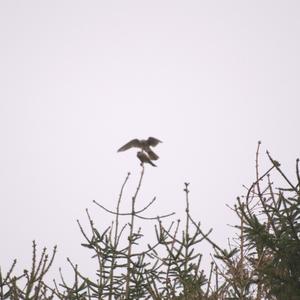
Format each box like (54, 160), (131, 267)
(137, 151), (157, 167)
(117, 137), (162, 161)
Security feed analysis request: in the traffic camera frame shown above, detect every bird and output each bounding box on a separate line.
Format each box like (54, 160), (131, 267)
(117, 137), (162, 161)
(137, 151), (157, 167)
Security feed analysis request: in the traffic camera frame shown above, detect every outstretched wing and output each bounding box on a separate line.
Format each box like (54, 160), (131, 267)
(146, 148), (159, 160)
(117, 139), (141, 152)
(147, 137), (162, 147)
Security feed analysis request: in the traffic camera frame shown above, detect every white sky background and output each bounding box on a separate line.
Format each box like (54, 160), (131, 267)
(0, 1), (300, 282)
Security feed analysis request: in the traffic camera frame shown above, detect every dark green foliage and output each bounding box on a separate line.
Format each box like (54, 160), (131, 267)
(235, 150), (300, 300)
(1, 145), (300, 299)
(0, 241), (56, 299)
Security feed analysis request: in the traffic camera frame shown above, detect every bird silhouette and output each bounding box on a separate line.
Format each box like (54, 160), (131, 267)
(137, 151), (157, 167)
(117, 137), (162, 160)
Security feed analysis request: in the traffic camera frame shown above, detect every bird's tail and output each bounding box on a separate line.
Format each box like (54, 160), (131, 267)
(149, 160), (157, 167)
(146, 148), (159, 160)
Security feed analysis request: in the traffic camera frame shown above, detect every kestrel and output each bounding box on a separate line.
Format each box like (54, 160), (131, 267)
(137, 151), (157, 167)
(117, 137), (162, 160)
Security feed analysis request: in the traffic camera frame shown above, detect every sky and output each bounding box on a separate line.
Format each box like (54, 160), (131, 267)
(0, 0), (300, 282)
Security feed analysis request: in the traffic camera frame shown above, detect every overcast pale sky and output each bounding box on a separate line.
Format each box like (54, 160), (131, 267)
(0, 1), (299, 281)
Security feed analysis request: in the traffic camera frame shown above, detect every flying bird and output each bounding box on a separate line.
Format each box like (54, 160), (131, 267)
(137, 151), (157, 167)
(117, 137), (162, 160)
